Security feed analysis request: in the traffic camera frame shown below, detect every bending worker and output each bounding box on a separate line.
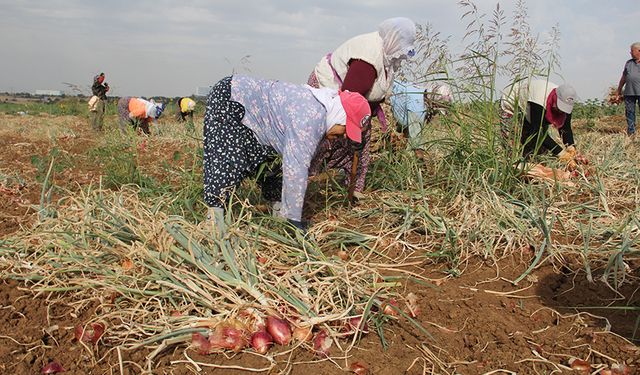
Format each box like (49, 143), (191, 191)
(307, 17), (417, 199)
(176, 97), (196, 122)
(203, 75), (370, 231)
(390, 80), (452, 158)
(117, 96), (165, 135)
(501, 79), (581, 168)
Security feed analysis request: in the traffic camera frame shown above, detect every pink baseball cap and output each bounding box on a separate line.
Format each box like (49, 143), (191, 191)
(338, 90), (371, 143)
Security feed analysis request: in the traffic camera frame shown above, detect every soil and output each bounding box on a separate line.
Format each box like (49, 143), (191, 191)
(0, 113), (638, 374)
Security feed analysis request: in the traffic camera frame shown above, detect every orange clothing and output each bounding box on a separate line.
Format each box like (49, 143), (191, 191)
(128, 98), (150, 119)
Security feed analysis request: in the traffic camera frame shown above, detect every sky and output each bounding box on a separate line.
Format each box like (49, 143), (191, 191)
(0, 0), (638, 100)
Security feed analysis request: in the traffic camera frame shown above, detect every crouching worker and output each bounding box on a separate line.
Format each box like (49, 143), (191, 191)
(117, 97), (165, 135)
(203, 75), (370, 233)
(176, 97), (196, 122)
(390, 80), (452, 158)
(500, 79), (585, 169)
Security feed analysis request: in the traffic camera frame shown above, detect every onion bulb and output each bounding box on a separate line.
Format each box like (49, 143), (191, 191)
(611, 363), (631, 375)
(292, 325), (313, 342)
(266, 316), (291, 346)
(41, 361), (65, 374)
(250, 330), (273, 354)
(345, 316), (369, 335)
(313, 329), (332, 357)
(382, 298), (399, 316)
(349, 361), (369, 375)
(568, 357), (590, 373)
(74, 322), (105, 344)
(405, 292), (420, 318)
(191, 332), (211, 354)
(209, 325), (248, 352)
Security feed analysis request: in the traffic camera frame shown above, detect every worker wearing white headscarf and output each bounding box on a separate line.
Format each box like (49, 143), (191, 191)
(307, 17), (417, 197)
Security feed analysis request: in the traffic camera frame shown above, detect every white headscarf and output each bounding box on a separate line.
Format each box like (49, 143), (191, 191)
(306, 86), (347, 131)
(378, 17), (416, 70)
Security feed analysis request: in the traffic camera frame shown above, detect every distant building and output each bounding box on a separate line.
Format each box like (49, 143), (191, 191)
(195, 86), (212, 97)
(34, 90), (63, 96)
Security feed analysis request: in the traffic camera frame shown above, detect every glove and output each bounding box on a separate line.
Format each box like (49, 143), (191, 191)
(207, 207), (227, 237)
(558, 146), (576, 162)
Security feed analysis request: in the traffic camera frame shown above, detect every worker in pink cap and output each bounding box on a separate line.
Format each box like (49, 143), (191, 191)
(307, 17), (417, 199)
(203, 75), (370, 231)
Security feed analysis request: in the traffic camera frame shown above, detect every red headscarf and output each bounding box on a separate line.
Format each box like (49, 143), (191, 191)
(545, 88), (567, 129)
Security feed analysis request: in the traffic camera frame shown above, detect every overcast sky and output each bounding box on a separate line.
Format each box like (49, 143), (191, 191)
(0, 0), (637, 100)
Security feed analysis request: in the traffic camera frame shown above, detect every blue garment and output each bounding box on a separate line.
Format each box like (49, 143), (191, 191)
(625, 96), (640, 135)
(230, 75), (327, 221)
(390, 81), (426, 128)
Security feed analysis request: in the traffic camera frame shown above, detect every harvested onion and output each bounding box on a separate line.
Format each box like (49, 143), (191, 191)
(250, 330), (273, 354)
(568, 357), (590, 373)
(41, 361), (65, 374)
(292, 325), (313, 342)
(349, 361), (369, 375)
(209, 324), (248, 352)
(313, 329), (332, 357)
(191, 332), (211, 354)
(405, 292), (420, 318)
(266, 316), (291, 346)
(337, 250), (349, 261)
(382, 298), (399, 316)
(74, 322), (105, 344)
(345, 316), (369, 335)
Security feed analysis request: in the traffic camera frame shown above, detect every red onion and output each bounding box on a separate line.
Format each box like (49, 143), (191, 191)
(266, 316), (291, 346)
(382, 298), (399, 316)
(292, 326), (312, 342)
(345, 316), (369, 335)
(191, 332), (211, 354)
(209, 325), (247, 352)
(349, 361), (369, 375)
(568, 357), (590, 373)
(337, 250), (349, 261)
(41, 361), (65, 374)
(250, 330), (273, 354)
(312, 329), (332, 357)
(405, 292), (420, 318)
(74, 322), (105, 344)
(611, 363), (631, 375)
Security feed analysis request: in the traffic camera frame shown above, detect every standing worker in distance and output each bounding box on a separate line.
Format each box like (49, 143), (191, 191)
(89, 73), (109, 131)
(616, 42), (640, 137)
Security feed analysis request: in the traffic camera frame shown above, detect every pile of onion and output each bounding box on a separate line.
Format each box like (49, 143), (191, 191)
(191, 316), (293, 355)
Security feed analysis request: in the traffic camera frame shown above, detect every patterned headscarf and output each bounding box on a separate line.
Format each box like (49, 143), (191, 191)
(378, 17), (416, 70)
